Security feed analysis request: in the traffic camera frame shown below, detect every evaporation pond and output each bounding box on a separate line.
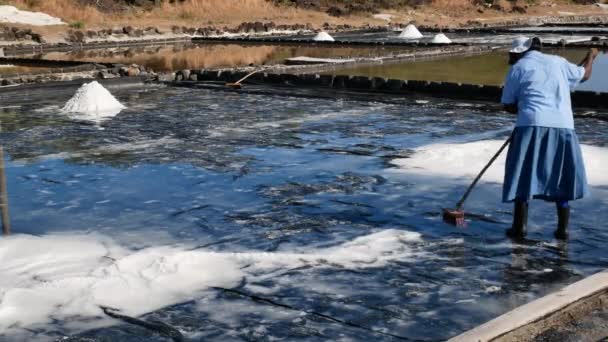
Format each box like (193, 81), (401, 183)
(24, 43), (414, 71)
(1, 83), (608, 341)
(328, 49), (608, 93)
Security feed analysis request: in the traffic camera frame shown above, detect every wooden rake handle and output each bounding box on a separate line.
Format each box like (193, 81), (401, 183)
(455, 136), (512, 211)
(234, 70), (261, 85)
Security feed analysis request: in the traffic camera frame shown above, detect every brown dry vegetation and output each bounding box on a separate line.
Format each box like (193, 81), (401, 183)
(2, 0), (602, 30)
(5, 0), (339, 28)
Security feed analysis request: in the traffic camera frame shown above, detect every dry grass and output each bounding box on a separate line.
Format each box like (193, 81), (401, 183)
(156, 0), (299, 23)
(4, 0), (335, 28)
(2, 0), (600, 30)
(7, 0), (105, 26)
(430, 0), (475, 11)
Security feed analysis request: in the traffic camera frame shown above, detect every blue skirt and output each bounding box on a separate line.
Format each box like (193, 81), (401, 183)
(503, 126), (589, 203)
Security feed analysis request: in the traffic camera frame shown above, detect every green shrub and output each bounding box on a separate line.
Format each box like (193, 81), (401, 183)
(70, 21), (86, 29)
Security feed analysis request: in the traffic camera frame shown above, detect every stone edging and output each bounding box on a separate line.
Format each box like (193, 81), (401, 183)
(448, 270), (608, 341)
(2, 38), (192, 57)
(171, 70), (607, 109)
(192, 36), (475, 47)
(0, 57), (113, 68)
(429, 14), (608, 31)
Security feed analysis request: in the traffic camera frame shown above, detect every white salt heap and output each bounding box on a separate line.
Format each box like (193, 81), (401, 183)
(391, 140), (608, 186)
(373, 13), (393, 21)
(62, 81), (125, 122)
(431, 33), (452, 44)
(0, 229), (422, 338)
(0, 5), (64, 26)
(313, 31), (335, 42)
(398, 24), (423, 39)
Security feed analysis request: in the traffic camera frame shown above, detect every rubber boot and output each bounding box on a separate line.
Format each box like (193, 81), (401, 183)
(506, 201), (528, 239)
(554, 204), (570, 240)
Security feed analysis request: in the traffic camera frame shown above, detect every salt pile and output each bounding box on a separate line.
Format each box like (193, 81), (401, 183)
(398, 24), (423, 39)
(391, 140), (608, 186)
(373, 13), (393, 21)
(62, 81), (125, 122)
(431, 33), (452, 44)
(0, 229), (423, 338)
(0, 5), (64, 26)
(313, 31), (335, 42)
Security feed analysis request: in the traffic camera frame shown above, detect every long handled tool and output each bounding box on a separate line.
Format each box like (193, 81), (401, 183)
(442, 136), (512, 226)
(225, 69), (261, 89)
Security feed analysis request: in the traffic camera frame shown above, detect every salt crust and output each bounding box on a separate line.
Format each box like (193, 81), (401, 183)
(398, 24), (423, 39)
(313, 31), (335, 42)
(431, 33), (452, 44)
(0, 5), (64, 26)
(0, 229), (422, 337)
(391, 140), (608, 186)
(61, 81), (126, 122)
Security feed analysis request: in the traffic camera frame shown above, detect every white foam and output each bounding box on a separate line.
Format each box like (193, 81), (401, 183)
(0, 229), (421, 338)
(398, 24), (423, 39)
(431, 33), (452, 44)
(0, 5), (64, 26)
(312, 31), (335, 42)
(61, 81), (126, 122)
(391, 140), (608, 186)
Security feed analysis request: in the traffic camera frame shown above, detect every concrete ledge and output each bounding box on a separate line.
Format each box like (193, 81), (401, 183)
(449, 270), (608, 342)
(0, 76), (149, 94)
(0, 57), (113, 68)
(177, 70), (607, 109)
(192, 36), (474, 48)
(420, 15), (608, 33)
(3, 38), (192, 57)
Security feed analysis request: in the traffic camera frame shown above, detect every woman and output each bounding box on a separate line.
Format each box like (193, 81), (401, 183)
(501, 37), (599, 240)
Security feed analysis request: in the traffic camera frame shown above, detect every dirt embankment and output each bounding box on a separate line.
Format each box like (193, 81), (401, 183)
(3, 0), (606, 29)
(0, 0), (606, 45)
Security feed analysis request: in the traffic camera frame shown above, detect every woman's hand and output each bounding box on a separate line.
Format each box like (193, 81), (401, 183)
(580, 48), (600, 82)
(590, 48), (600, 60)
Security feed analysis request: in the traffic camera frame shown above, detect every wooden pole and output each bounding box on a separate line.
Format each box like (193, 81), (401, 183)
(0, 146), (10, 235)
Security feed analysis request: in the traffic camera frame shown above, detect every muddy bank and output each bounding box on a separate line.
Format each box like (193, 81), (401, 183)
(0, 57), (153, 86)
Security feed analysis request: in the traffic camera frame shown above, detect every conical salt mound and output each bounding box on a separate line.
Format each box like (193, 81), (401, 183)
(62, 81), (125, 121)
(431, 33), (452, 44)
(313, 31), (334, 41)
(398, 24), (423, 39)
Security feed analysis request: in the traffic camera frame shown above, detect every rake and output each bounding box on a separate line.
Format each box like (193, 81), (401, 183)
(442, 136), (512, 226)
(225, 70), (261, 89)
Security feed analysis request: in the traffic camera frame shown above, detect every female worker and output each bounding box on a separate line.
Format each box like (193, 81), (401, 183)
(501, 37), (599, 240)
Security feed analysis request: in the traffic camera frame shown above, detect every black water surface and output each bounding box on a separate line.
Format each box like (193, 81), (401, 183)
(1, 83), (608, 341)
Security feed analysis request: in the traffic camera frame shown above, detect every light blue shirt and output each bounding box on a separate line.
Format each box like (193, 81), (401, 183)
(501, 51), (585, 129)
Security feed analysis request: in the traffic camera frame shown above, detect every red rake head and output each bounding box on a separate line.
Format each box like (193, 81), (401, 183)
(442, 208), (466, 227)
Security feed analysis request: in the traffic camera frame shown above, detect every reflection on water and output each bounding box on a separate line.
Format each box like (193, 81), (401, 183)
(0, 65), (54, 75)
(1, 85), (608, 341)
(328, 49), (608, 93)
(27, 44), (414, 72)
